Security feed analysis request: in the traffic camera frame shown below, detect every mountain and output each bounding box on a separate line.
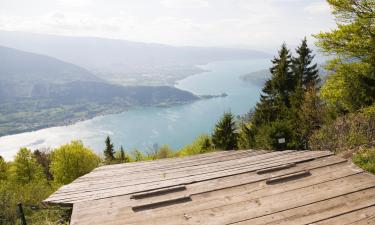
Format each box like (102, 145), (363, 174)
(0, 31), (270, 85)
(0, 45), (102, 99)
(240, 69), (271, 86)
(0, 46), (199, 136)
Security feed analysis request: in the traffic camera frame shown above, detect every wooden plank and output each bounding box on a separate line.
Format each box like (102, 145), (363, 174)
(345, 216), (375, 225)
(311, 206), (375, 225)
(130, 185), (186, 199)
(79, 150), (270, 177)
(60, 151), (295, 189)
(46, 151), (332, 203)
(48, 151), (329, 195)
(47, 151), (302, 199)
(70, 155), (347, 218)
(57, 150), (280, 192)
(231, 189), (375, 225)
(48, 153), (333, 204)
(70, 155), (347, 215)
(113, 173), (375, 225)
(70, 160), (362, 225)
(256, 163), (296, 174)
(132, 196), (192, 212)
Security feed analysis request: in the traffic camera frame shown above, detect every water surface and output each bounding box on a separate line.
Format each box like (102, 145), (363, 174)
(0, 58), (270, 160)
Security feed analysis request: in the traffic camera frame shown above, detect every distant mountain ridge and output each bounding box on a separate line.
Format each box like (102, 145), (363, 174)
(0, 46), (199, 136)
(0, 46), (102, 98)
(0, 31), (270, 85)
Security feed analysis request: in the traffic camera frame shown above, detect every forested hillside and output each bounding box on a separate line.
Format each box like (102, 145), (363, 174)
(0, 46), (199, 136)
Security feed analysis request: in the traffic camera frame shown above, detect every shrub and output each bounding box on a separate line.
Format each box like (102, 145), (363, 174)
(177, 135), (214, 157)
(309, 105), (375, 153)
(9, 148), (45, 184)
(50, 141), (100, 185)
(352, 148), (375, 174)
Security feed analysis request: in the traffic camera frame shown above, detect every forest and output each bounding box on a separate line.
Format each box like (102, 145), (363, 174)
(0, 0), (374, 224)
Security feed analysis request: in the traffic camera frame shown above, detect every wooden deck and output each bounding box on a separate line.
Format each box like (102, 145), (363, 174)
(44, 150), (375, 225)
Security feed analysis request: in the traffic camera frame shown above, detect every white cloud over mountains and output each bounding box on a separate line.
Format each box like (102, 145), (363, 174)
(161, 0), (209, 9)
(0, 0), (335, 50)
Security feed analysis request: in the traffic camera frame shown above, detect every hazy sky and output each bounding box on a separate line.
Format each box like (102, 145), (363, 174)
(0, 0), (335, 50)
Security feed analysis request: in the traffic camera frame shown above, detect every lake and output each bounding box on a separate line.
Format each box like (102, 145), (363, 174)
(0, 58), (270, 160)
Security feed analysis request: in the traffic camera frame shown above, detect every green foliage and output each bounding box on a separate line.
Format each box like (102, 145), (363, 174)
(177, 135), (214, 156)
(246, 39), (321, 150)
(0, 180), (68, 225)
(0, 149), (68, 225)
(119, 146), (126, 161)
(320, 60), (374, 112)
(314, 0), (375, 112)
(268, 120), (299, 150)
(104, 136), (115, 162)
(237, 123), (255, 150)
(309, 104), (375, 153)
(352, 148), (375, 174)
(9, 148), (45, 184)
(212, 112), (238, 150)
(0, 156), (8, 181)
(116, 146), (131, 163)
(155, 145), (174, 159)
(292, 37), (320, 88)
(50, 141), (100, 185)
(33, 149), (53, 180)
(131, 149), (144, 162)
(297, 86), (325, 149)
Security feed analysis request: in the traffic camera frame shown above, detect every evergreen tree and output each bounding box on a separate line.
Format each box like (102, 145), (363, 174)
(104, 136), (115, 161)
(212, 112), (238, 150)
(120, 146), (125, 162)
(252, 44), (294, 125)
(269, 43), (294, 107)
(292, 37), (319, 89)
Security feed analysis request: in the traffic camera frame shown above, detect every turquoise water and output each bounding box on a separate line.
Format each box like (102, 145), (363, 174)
(0, 58), (270, 160)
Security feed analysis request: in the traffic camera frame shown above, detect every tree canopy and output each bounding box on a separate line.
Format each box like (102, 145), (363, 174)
(315, 0), (375, 112)
(10, 148), (45, 184)
(50, 141), (100, 185)
(212, 112), (238, 150)
(104, 136), (115, 161)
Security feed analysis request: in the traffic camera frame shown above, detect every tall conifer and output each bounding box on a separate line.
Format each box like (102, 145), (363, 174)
(120, 146), (125, 162)
(292, 38), (319, 88)
(270, 43), (294, 106)
(212, 112), (238, 150)
(104, 136), (115, 161)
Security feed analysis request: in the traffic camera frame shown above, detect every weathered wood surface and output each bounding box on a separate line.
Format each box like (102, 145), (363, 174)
(43, 150), (375, 225)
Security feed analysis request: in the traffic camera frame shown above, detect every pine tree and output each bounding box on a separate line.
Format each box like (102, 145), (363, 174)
(120, 146), (125, 162)
(104, 136), (115, 161)
(292, 37), (319, 89)
(212, 112), (238, 150)
(252, 44), (294, 126)
(270, 43), (294, 107)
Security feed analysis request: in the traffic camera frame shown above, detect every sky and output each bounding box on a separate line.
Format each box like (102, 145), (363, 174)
(0, 0), (336, 50)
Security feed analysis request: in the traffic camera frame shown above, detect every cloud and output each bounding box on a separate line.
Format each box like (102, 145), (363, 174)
(304, 1), (331, 14)
(0, 0), (335, 49)
(57, 0), (92, 8)
(160, 0), (209, 9)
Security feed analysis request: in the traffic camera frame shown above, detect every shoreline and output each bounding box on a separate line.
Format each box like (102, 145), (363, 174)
(0, 94), (227, 138)
(0, 61), (224, 138)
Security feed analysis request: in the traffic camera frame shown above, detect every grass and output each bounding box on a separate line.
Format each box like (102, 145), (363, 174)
(352, 147), (375, 174)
